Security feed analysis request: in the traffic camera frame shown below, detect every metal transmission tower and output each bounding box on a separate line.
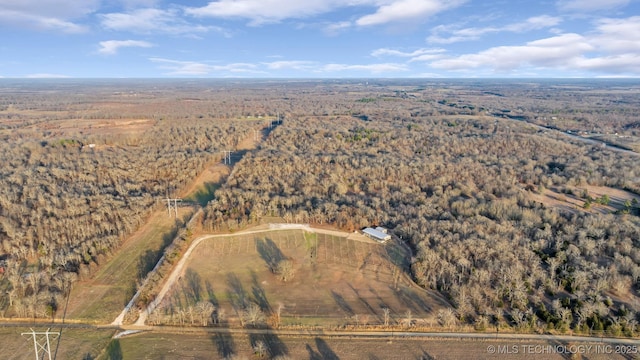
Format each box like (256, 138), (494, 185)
(254, 129), (260, 142)
(165, 197), (182, 217)
(21, 328), (60, 360)
(270, 112), (280, 129)
(221, 150), (232, 165)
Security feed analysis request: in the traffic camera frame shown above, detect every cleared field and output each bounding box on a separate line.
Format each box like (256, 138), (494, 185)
(64, 130), (261, 324)
(0, 326), (114, 360)
(528, 185), (640, 214)
(65, 208), (192, 323)
(182, 163), (227, 207)
(150, 229), (448, 328)
(182, 133), (259, 208)
(113, 331), (632, 360)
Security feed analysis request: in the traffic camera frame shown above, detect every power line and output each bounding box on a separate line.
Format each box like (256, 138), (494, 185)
(221, 150), (232, 165)
(165, 197), (182, 217)
(21, 328), (60, 360)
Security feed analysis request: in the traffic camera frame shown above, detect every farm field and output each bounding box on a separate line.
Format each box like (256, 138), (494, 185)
(61, 123), (261, 324)
(111, 331), (631, 360)
(528, 185), (640, 214)
(0, 326), (114, 360)
(2, 79), (640, 359)
(150, 229), (449, 328)
(65, 207), (193, 323)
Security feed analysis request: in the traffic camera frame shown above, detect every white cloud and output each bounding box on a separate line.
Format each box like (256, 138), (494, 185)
(149, 58), (262, 76)
(590, 16), (640, 53)
(116, 0), (159, 9)
(150, 57), (409, 76)
(0, 0), (99, 18)
(101, 8), (224, 36)
(428, 15), (562, 44)
(98, 40), (154, 55)
(264, 60), (316, 70)
(371, 48), (445, 57)
(356, 0), (465, 27)
(186, 0), (463, 27)
(413, 72), (444, 77)
(25, 73), (70, 78)
(185, 0), (338, 25)
(431, 33), (592, 71)
(371, 48), (447, 63)
(0, 11), (86, 33)
(427, 16), (640, 76)
(557, 0), (630, 12)
(409, 54), (446, 62)
(324, 21), (352, 35)
(0, 0), (98, 33)
(322, 63), (409, 73)
(573, 54), (640, 73)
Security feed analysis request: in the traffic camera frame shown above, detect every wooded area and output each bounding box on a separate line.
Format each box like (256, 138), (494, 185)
(201, 79), (640, 335)
(0, 80), (256, 319)
(1, 79), (640, 336)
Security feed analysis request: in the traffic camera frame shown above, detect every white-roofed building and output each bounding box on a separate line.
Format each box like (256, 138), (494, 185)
(363, 227), (391, 243)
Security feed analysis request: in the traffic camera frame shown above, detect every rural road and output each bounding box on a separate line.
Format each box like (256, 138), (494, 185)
(503, 116), (639, 157)
(120, 224), (638, 350)
(111, 208), (204, 326)
(114, 324), (640, 347)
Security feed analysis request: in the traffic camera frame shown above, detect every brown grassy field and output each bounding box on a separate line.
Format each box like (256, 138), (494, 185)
(182, 133), (258, 208)
(34, 118), (155, 138)
(65, 208), (192, 323)
(152, 230), (449, 328)
(111, 331), (631, 360)
(0, 326), (114, 360)
(528, 185), (640, 214)
(63, 130), (260, 324)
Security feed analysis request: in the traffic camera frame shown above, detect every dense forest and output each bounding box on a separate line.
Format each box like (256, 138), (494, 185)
(2, 79), (640, 336)
(0, 81), (256, 318)
(201, 80), (640, 334)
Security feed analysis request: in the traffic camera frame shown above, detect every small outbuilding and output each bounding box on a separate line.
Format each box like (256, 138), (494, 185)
(363, 227), (391, 243)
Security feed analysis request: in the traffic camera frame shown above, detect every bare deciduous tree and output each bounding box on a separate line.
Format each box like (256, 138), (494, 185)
(276, 259), (295, 282)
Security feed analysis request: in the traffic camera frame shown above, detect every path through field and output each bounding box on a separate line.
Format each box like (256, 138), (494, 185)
(109, 130), (266, 326)
(133, 225), (401, 326)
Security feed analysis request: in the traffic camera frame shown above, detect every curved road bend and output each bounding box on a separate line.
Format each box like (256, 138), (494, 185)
(134, 224), (370, 326)
(111, 208), (203, 326)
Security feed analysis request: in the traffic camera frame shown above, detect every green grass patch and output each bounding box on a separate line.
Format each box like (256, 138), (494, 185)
(185, 181), (219, 207)
(67, 213), (190, 323)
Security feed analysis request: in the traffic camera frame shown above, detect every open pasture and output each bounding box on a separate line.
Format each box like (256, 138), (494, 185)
(64, 208), (192, 323)
(0, 326), (114, 360)
(112, 331), (630, 360)
(151, 229), (448, 328)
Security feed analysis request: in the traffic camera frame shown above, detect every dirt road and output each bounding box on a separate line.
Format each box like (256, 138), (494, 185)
(134, 225), (373, 326)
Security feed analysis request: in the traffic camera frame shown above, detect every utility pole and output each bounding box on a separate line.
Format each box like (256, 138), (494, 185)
(21, 328), (60, 360)
(166, 197), (181, 217)
(221, 150), (232, 165)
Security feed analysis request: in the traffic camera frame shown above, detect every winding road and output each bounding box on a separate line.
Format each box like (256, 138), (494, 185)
(132, 224), (371, 326)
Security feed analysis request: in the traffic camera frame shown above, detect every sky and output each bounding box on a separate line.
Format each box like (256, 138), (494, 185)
(0, 0), (639, 78)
